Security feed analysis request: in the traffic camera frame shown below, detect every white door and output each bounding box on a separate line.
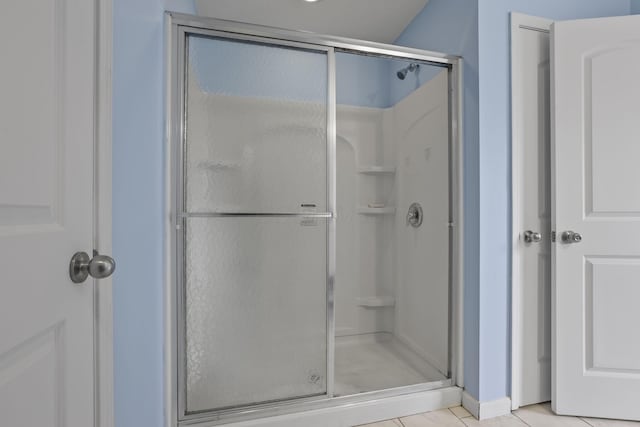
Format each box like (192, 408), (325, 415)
(552, 14), (640, 420)
(0, 1), (106, 426)
(511, 13), (553, 409)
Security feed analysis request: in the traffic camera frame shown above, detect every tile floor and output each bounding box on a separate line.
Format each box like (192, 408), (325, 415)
(357, 403), (640, 427)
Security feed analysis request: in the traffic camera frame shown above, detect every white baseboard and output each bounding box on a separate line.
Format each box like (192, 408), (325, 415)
(462, 391), (512, 420)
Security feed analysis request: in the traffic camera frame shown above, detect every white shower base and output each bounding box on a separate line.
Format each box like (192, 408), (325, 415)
(219, 387), (461, 427)
(335, 332), (447, 396)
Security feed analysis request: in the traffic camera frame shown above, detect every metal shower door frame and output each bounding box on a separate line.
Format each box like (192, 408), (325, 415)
(166, 12), (464, 427)
(173, 24), (336, 419)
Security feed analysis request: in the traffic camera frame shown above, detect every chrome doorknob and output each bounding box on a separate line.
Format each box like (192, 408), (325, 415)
(69, 251), (116, 284)
(523, 230), (542, 243)
(561, 231), (582, 244)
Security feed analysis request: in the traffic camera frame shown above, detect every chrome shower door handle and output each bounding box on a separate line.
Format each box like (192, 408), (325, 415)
(69, 251), (116, 284)
(523, 230), (542, 243)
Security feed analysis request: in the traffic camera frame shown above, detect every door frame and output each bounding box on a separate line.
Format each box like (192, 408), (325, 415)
(164, 12), (464, 427)
(510, 12), (553, 411)
(94, 0), (114, 426)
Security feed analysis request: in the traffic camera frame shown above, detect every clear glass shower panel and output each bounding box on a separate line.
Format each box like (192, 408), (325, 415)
(333, 52), (451, 396)
(185, 35), (328, 213)
(185, 217), (328, 413)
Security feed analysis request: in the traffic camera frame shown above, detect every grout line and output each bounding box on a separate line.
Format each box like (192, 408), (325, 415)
(513, 404), (595, 427)
(449, 407), (473, 419)
(444, 409), (470, 427)
(451, 415), (466, 427)
(397, 417), (407, 427)
(512, 411), (533, 427)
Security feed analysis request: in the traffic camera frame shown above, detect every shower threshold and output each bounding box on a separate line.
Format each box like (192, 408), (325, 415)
(179, 381), (457, 426)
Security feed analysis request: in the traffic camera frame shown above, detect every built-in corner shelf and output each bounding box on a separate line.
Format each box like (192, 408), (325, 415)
(197, 160), (241, 170)
(357, 166), (396, 175)
(357, 206), (396, 215)
(356, 296), (396, 308)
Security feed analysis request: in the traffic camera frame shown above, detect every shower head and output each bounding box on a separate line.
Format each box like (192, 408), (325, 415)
(396, 63), (420, 80)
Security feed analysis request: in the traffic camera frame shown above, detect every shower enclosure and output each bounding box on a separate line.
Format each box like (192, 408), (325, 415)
(167, 13), (462, 426)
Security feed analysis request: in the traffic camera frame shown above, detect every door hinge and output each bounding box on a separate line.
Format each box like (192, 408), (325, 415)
(551, 231), (556, 242)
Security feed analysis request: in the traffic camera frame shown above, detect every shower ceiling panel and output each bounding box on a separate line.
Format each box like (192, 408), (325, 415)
(194, 0), (429, 43)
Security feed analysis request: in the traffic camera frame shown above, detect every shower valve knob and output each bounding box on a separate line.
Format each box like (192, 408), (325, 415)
(407, 203), (423, 228)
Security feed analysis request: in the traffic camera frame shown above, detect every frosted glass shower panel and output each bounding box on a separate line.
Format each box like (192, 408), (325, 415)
(185, 35), (328, 213)
(184, 217), (328, 412)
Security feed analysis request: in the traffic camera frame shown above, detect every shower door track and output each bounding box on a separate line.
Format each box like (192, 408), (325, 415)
(179, 212), (334, 218)
(166, 11), (464, 427)
(179, 380), (455, 426)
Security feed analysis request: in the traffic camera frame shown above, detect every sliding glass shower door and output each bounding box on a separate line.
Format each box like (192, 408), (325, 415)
(180, 34), (331, 414)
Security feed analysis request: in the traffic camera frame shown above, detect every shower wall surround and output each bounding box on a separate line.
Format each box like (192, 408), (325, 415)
(185, 53), (451, 401)
(335, 70), (450, 375)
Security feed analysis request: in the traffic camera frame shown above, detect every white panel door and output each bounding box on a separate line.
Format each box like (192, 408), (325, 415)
(0, 1), (98, 426)
(511, 13), (553, 409)
(552, 14), (640, 420)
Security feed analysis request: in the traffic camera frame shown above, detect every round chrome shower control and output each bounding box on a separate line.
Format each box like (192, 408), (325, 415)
(407, 203), (423, 228)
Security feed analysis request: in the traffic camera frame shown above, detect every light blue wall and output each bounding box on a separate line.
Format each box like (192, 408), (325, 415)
(112, 1), (194, 427)
(632, 0), (640, 13)
(476, 0), (632, 402)
(190, 35), (326, 102)
(338, 53), (447, 109)
(336, 52), (391, 108)
(191, 35), (391, 108)
(389, 60), (448, 107)
(393, 0), (481, 399)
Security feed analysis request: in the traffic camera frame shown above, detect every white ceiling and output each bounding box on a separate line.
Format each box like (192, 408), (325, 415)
(195, 0), (429, 44)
